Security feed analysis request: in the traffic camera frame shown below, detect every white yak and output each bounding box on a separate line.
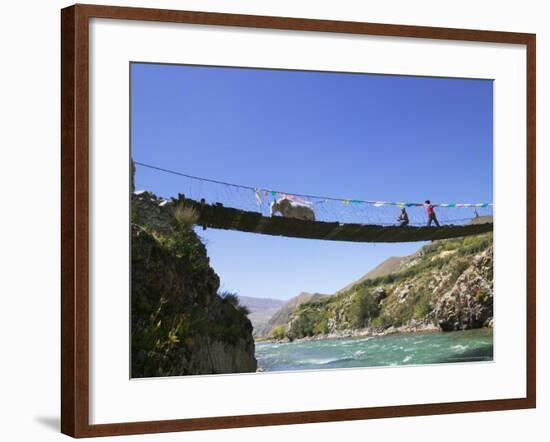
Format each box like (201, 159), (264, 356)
(270, 197), (315, 221)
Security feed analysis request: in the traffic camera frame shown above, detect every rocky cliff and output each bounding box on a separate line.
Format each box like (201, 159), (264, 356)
(282, 232), (493, 340)
(131, 191), (257, 377)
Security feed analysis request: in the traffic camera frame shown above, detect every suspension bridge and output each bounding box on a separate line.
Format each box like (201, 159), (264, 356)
(134, 162), (493, 243)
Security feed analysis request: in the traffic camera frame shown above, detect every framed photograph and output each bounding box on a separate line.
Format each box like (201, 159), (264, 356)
(61, 4), (536, 438)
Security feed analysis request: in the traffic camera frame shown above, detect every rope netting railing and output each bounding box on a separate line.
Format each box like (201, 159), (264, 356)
(134, 162), (493, 227)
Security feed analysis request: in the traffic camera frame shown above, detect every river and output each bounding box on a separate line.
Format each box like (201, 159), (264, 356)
(256, 328), (493, 372)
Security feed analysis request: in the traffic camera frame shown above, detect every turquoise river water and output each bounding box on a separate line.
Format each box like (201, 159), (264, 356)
(256, 328), (493, 372)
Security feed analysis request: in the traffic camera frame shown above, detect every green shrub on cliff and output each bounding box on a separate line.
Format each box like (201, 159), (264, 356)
(174, 204), (199, 226)
(270, 325), (287, 340)
(348, 289), (381, 328)
(220, 291), (250, 316)
(132, 298), (194, 367)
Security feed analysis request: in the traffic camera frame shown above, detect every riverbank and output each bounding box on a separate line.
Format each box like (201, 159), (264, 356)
(256, 320), (445, 345)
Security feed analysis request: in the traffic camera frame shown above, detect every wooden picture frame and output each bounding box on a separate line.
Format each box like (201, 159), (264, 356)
(61, 3), (536, 437)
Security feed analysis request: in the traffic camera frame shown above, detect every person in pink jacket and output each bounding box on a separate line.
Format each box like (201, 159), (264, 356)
(425, 200), (440, 227)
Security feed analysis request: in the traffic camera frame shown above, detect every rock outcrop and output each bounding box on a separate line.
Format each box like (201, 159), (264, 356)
(434, 246), (493, 331)
(131, 191), (257, 378)
(132, 190), (176, 233)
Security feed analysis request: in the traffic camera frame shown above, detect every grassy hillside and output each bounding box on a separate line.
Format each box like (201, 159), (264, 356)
(284, 232), (493, 340)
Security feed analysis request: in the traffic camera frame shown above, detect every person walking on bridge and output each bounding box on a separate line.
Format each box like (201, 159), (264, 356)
(425, 200), (440, 227)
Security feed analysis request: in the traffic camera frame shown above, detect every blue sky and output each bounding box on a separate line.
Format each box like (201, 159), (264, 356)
(131, 63), (493, 300)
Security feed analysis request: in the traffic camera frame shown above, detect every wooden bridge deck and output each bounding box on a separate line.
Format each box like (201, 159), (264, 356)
(182, 198), (492, 243)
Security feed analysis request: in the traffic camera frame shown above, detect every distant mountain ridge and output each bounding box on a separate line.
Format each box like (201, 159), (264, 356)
(253, 257), (411, 338)
(258, 292), (330, 337)
(237, 296), (285, 338)
(337, 256), (409, 294)
(237, 296), (284, 314)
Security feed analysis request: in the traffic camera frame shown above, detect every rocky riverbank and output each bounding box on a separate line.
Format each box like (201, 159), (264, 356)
(258, 320), (441, 344)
